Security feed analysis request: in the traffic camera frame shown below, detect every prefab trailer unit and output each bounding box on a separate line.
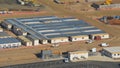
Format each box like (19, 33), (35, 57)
(0, 38), (21, 48)
(27, 35), (39, 46)
(102, 47), (120, 59)
(49, 37), (69, 43)
(40, 39), (48, 44)
(68, 51), (88, 62)
(69, 35), (89, 42)
(1, 21), (12, 30)
(18, 36), (32, 46)
(0, 27), (3, 32)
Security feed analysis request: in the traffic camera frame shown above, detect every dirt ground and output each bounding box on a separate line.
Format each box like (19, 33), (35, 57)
(0, 0), (120, 67)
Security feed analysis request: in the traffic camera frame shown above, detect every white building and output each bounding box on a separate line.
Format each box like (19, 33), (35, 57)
(69, 35), (89, 42)
(49, 37), (69, 43)
(27, 35), (39, 46)
(68, 51), (88, 62)
(102, 47), (120, 59)
(90, 33), (109, 40)
(0, 38), (21, 48)
(0, 27), (3, 32)
(18, 36), (32, 46)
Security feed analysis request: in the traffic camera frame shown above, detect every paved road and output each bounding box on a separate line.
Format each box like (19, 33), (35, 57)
(1, 60), (120, 68)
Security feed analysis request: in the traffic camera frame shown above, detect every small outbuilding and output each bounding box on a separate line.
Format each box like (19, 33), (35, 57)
(102, 46), (120, 59)
(0, 38), (21, 48)
(68, 51), (88, 62)
(0, 27), (3, 32)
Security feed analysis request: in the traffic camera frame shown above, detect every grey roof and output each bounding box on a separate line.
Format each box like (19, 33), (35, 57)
(0, 32), (11, 37)
(27, 35), (39, 40)
(4, 16), (107, 39)
(103, 47), (120, 53)
(0, 38), (21, 44)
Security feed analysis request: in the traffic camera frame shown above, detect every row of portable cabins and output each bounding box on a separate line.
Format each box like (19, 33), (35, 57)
(1, 21), (109, 46)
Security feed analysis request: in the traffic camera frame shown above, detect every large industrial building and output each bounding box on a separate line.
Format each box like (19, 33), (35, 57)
(1, 16), (109, 46)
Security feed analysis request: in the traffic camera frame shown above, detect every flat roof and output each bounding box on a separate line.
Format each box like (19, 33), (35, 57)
(4, 16), (107, 39)
(18, 36), (31, 42)
(103, 47), (120, 53)
(0, 32), (11, 38)
(0, 38), (20, 44)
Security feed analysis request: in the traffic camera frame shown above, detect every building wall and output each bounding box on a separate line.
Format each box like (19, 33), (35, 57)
(0, 42), (21, 48)
(91, 33), (109, 40)
(112, 53), (120, 58)
(33, 40), (39, 45)
(102, 49), (120, 59)
(26, 42), (32, 46)
(40, 40), (48, 44)
(70, 35), (89, 41)
(26, 35), (39, 46)
(69, 52), (88, 62)
(50, 37), (69, 43)
(17, 36), (33, 46)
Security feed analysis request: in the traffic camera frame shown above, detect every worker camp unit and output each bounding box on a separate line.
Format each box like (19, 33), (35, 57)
(2, 16), (109, 44)
(90, 33), (109, 40)
(68, 51), (88, 62)
(27, 35), (39, 45)
(0, 27), (3, 32)
(18, 36), (32, 46)
(69, 35), (89, 42)
(102, 47), (120, 59)
(48, 37), (69, 43)
(0, 32), (12, 38)
(0, 37), (21, 48)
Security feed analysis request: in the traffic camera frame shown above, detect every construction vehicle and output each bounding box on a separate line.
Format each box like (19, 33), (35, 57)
(104, 0), (112, 5)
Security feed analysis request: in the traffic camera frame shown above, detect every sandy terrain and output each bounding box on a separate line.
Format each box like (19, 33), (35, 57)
(0, 0), (120, 67)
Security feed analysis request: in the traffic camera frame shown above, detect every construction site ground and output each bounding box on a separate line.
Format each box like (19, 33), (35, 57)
(0, 0), (120, 67)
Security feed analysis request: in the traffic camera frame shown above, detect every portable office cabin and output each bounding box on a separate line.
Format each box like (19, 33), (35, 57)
(18, 36), (32, 46)
(69, 35), (89, 42)
(68, 51), (88, 62)
(102, 47), (120, 59)
(1, 21), (12, 30)
(17, 30), (27, 36)
(90, 33), (109, 40)
(27, 35), (39, 45)
(40, 39), (48, 44)
(0, 27), (3, 32)
(49, 37), (69, 43)
(0, 38), (21, 48)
